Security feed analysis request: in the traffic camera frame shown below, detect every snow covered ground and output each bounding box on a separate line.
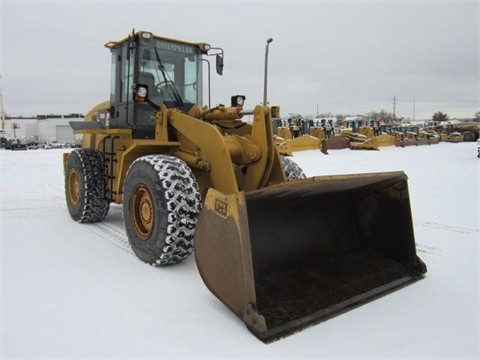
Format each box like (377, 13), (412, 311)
(1, 142), (479, 359)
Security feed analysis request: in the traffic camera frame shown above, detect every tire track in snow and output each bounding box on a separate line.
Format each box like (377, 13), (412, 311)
(0, 204), (65, 219)
(416, 243), (441, 256)
(85, 221), (134, 255)
(2, 200), (134, 257)
(414, 220), (478, 234)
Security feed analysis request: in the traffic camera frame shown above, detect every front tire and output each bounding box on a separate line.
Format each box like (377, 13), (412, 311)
(123, 155), (201, 266)
(65, 149), (110, 223)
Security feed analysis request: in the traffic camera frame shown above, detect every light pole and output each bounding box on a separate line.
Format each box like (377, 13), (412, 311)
(263, 38), (273, 106)
(0, 75), (5, 132)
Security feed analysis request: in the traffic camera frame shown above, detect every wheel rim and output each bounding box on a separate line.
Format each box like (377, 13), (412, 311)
(68, 169), (80, 205)
(131, 185), (154, 240)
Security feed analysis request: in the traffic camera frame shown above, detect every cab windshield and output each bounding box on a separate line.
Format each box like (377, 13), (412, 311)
(138, 38), (202, 106)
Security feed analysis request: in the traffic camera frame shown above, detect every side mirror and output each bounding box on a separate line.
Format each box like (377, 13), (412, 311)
(216, 54), (224, 75)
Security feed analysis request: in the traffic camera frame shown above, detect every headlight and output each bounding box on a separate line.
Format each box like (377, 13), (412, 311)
(140, 32), (153, 40)
(231, 95), (246, 108)
(134, 85), (148, 102)
(137, 86), (148, 98)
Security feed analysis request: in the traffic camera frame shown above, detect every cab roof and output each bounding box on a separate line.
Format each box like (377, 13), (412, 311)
(104, 30), (210, 53)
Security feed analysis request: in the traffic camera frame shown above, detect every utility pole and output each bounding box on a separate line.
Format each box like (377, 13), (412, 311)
(393, 96), (396, 119)
(263, 38), (273, 106)
(0, 74), (5, 132)
(413, 96), (416, 121)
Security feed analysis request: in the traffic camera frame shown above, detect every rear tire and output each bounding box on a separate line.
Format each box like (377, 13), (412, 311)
(65, 149), (110, 223)
(123, 155), (201, 266)
(281, 156), (306, 181)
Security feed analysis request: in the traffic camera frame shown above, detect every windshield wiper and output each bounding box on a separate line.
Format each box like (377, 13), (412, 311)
(153, 48), (184, 108)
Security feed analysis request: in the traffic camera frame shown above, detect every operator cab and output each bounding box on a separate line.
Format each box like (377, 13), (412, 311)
(105, 31), (221, 139)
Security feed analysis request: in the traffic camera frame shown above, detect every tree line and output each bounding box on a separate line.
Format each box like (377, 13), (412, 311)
(307, 110), (480, 124)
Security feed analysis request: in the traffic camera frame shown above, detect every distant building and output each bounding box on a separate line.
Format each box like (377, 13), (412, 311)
(3, 113), (83, 144)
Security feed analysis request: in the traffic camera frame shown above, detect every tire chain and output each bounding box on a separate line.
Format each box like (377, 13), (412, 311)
(130, 155), (202, 265)
(71, 149), (110, 223)
(281, 156), (307, 181)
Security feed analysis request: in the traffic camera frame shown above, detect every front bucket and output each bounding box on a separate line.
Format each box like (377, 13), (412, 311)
(194, 171), (426, 343)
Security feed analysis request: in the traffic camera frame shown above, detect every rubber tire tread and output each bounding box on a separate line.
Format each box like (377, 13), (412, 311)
(65, 149), (110, 223)
(281, 156), (307, 181)
(123, 155), (202, 266)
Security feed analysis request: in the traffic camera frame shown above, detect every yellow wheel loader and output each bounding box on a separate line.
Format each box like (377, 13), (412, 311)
(64, 31), (426, 342)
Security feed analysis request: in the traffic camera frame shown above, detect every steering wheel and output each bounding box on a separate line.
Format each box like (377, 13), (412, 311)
(155, 80), (174, 93)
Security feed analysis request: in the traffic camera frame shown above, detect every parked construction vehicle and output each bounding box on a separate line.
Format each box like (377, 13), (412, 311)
(379, 124), (439, 147)
(64, 30), (426, 342)
(446, 121), (480, 141)
(425, 120), (480, 142)
(272, 117), (326, 155)
(337, 121), (379, 150)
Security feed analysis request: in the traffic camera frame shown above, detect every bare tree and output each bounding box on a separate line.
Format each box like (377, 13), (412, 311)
(432, 111), (448, 122)
(365, 109), (394, 124)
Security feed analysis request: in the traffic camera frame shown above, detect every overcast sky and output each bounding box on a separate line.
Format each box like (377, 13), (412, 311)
(1, 0), (478, 120)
